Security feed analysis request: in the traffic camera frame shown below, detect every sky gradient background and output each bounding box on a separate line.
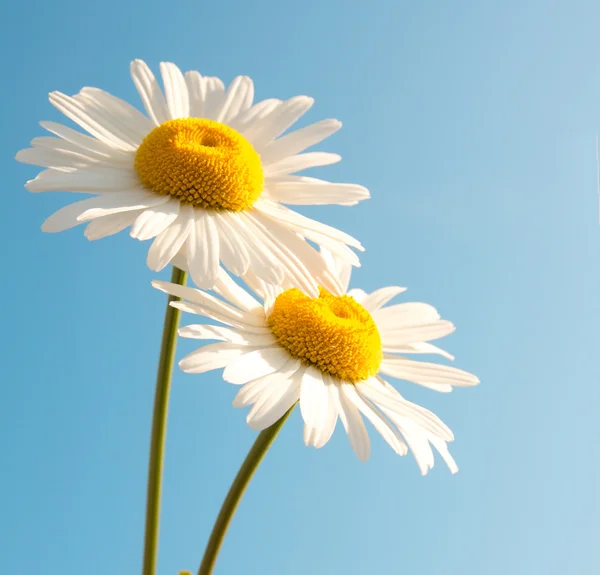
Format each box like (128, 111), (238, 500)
(3, 1), (600, 574)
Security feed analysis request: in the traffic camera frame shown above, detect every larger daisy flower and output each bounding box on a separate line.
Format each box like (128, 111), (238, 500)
(152, 258), (479, 474)
(17, 60), (367, 292)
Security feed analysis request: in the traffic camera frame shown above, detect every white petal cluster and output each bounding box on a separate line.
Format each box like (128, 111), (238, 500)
(17, 60), (368, 293)
(154, 263), (479, 475)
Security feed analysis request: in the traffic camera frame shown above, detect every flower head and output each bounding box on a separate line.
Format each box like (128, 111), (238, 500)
(153, 254), (479, 474)
(17, 60), (368, 293)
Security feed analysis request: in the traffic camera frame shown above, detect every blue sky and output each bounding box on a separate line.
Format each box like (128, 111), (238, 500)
(2, 1), (600, 573)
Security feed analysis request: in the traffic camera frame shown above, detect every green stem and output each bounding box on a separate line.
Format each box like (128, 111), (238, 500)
(198, 407), (294, 575)
(143, 266), (187, 575)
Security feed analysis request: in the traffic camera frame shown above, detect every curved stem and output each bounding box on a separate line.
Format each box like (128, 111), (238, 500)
(143, 266), (187, 575)
(198, 407), (294, 575)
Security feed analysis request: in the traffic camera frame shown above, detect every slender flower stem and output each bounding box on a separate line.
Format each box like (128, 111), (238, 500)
(143, 266), (187, 575)
(198, 407), (295, 575)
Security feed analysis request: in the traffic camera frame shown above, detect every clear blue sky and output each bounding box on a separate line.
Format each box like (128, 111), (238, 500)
(3, 1), (600, 574)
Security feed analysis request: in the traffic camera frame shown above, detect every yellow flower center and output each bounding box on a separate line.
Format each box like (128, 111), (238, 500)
(134, 118), (264, 211)
(267, 288), (383, 383)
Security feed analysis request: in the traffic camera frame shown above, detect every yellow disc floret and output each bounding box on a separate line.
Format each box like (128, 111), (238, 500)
(268, 287), (383, 383)
(134, 118), (263, 211)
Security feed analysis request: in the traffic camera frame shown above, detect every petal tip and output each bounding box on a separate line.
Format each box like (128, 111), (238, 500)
(48, 91), (62, 102)
(25, 178), (39, 192)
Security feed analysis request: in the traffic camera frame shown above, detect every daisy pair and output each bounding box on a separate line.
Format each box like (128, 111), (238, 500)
(17, 59), (479, 474)
(17, 58), (480, 575)
(153, 251), (479, 474)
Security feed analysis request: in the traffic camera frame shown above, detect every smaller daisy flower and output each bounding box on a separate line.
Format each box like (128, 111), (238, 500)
(17, 60), (368, 293)
(152, 258), (479, 474)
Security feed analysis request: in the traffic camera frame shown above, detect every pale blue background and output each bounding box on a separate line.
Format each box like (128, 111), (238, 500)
(2, 1), (600, 574)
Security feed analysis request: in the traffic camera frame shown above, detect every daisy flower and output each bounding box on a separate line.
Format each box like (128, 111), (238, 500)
(152, 256), (479, 475)
(16, 60), (368, 292)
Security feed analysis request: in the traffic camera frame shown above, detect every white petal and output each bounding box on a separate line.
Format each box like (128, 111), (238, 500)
(130, 199), (180, 241)
(381, 341), (455, 361)
(234, 374), (276, 407)
(303, 372), (340, 449)
(152, 280), (217, 306)
(336, 384), (370, 461)
(429, 435), (459, 474)
(242, 274), (280, 313)
(320, 247), (352, 294)
(169, 300), (269, 334)
(384, 414), (436, 476)
(310, 375), (339, 449)
(22, 134), (132, 167)
(39, 121), (132, 160)
(266, 178), (369, 206)
(252, 211), (361, 272)
(349, 385), (408, 455)
(213, 268), (262, 313)
(248, 96), (314, 149)
(299, 367), (326, 429)
(378, 375), (454, 441)
(17, 146), (100, 170)
(360, 287), (407, 312)
(26, 166), (139, 193)
(223, 346), (290, 384)
(76, 190), (169, 221)
(255, 200), (363, 251)
(41, 197), (102, 233)
(382, 406), (458, 475)
(130, 59), (169, 126)
(373, 302), (440, 327)
(229, 98), (281, 132)
(245, 212), (323, 297)
(360, 379), (454, 440)
(153, 279), (265, 326)
(222, 212), (284, 286)
(233, 359), (301, 406)
(260, 119), (341, 165)
(44, 194), (142, 234)
(49, 91), (136, 151)
(211, 211), (251, 276)
(378, 321), (456, 346)
(215, 76), (254, 124)
(84, 210), (140, 240)
(179, 342), (247, 374)
(40, 197), (137, 238)
(77, 87), (153, 143)
(179, 324), (275, 346)
(187, 210), (219, 289)
(203, 77), (226, 120)
(379, 357), (479, 389)
(265, 152), (341, 177)
(160, 62), (189, 119)
(146, 203), (195, 270)
(234, 376), (275, 407)
(185, 70), (207, 118)
(178, 324), (233, 342)
(29, 135), (104, 158)
(72, 91), (141, 149)
(246, 376), (300, 430)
